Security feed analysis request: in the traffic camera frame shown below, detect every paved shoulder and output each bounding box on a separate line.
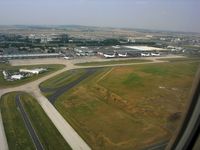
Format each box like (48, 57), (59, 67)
(32, 91), (91, 150)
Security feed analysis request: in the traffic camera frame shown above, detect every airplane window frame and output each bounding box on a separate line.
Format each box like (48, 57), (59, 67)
(167, 68), (200, 150)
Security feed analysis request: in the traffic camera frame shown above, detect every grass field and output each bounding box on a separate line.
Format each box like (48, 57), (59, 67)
(158, 57), (200, 62)
(42, 59), (200, 150)
(0, 63), (64, 88)
(75, 59), (151, 66)
(0, 92), (71, 150)
(0, 92), (35, 150)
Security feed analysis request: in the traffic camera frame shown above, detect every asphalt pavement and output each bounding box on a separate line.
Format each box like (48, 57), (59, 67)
(46, 68), (98, 104)
(16, 94), (44, 150)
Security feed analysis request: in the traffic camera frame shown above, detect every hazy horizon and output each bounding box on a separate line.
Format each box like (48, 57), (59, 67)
(0, 0), (200, 33)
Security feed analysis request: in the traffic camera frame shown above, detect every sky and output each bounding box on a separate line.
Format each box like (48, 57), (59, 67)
(0, 0), (200, 33)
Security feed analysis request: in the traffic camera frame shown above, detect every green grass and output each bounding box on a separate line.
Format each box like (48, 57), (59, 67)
(51, 60), (199, 149)
(140, 65), (169, 76)
(0, 63), (11, 69)
(0, 63), (65, 88)
(20, 93), (71, 150)
(0, 92), (35, 150)
(158, 57), (200, 62)
(122, 73), (143, 87)
(75, 59), (151, 66)
(0, 92), (71, 150)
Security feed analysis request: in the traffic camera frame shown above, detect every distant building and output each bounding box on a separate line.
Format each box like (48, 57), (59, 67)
(124, 46), (165, 51)
(19, 68), (46, 74)
(0, 53), (62, 59)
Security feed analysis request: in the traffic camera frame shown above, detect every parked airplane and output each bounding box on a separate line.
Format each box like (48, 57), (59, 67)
(97, 52), (104, 56)
(104, 53), (116, 58)
(118, 52), (128, 57)
(76, 53), (81, 56)
(64, 56), (70, 59)
(151, 53), (160, 56)
(141, 53), (150, 57)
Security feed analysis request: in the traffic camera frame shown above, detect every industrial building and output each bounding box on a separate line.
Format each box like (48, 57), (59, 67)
(2, 68), (47, 81)
(19, 68), (47, 74)
(0, 53), (63, 59)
